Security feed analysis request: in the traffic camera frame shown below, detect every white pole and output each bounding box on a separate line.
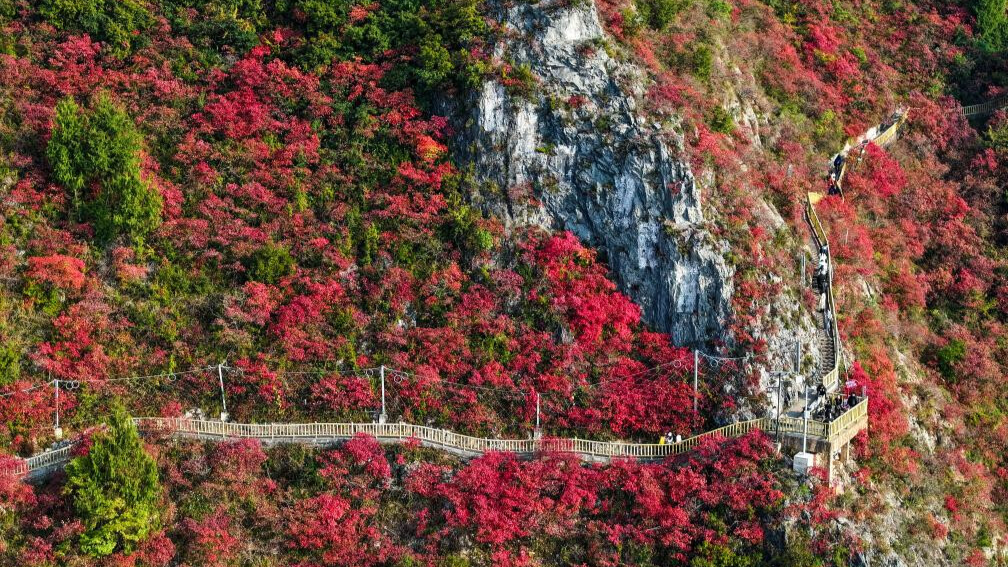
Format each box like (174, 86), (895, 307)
(795, 340), (801, 373)
(802, 376), (809, 453)
(693, 350), (699, 414)
(218, 364), (228, 422)
(536, 392), (541, 430)
(54, 379), (62, 439)
(379, 365), (387, 423)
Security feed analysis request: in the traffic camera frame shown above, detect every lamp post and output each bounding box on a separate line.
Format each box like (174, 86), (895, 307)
(54, 379), (62, 440)
(218, 363), (229, 422)
(693, 349), (699, 414)
(534, 392), (542, 440)
(379, 365), (387, 424)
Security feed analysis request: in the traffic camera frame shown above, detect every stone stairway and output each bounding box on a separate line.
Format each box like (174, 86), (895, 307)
(817, 333), (835, 381)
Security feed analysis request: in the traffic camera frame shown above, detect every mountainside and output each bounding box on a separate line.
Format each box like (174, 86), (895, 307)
(457, 0), (733, 347)
(0, 0), (1007, 565)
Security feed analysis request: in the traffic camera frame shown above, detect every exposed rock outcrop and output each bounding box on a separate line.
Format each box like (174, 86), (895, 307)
(456, 0), (732, 346)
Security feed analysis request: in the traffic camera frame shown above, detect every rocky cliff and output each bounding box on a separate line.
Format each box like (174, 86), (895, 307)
(455, 0), (733, 346)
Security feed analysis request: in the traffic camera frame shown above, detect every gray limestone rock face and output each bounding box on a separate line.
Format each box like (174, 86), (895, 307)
(455, 0), (733, 346)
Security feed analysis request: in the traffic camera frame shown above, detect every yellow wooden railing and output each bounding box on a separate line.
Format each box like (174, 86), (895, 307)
(805, 193), (841, 392)
(871, 113), (907, 148)
(826, 397), (867, 440)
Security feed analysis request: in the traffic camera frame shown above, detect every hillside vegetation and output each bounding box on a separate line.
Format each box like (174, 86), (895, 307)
(0, 0), (1005, 565)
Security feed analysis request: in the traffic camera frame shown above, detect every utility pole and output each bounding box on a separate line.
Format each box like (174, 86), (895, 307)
(54, 378), (62, 440)
(795, 340), (802, 374)
(379, 365), (387, 424)
(218, 363), (229, 422)
(802, 375), (809, 454)
(768, 371), (787, 444)
(534, 392), (541, 439)
(693, 349), (699, 414)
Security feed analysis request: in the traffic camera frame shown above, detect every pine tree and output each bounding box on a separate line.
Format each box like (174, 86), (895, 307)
(47, 94), (163, 244)
(977, 0), (1008, 53)
(64, 407), (162, 557)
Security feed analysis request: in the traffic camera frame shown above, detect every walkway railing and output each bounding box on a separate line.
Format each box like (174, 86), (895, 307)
(805, 194), (841, 392)
(961, 98), (1007, 117)
(827, 397), (867, 440)
(4, 404), (872, 480)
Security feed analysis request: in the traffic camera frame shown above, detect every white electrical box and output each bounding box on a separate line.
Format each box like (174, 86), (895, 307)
(793, 452), (815, 474)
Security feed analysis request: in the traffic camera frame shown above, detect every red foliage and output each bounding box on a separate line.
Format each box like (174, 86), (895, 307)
(183, 506), (239, 567)
(286, 493), (388, 567)
(26, 254), (86, 291)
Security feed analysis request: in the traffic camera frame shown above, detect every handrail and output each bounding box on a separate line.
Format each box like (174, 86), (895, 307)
(4, 409), (869, 480)
(805, 194), (841, 392)
(961, 97), (1007, 117)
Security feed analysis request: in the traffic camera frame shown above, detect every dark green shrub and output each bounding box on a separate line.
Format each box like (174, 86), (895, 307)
(708, 105), (735, 134)
(37, 0), (153, 57)
(637, 0), (691, 30)
(248, 242), (296, 284)
(707, 0), (731, 19)
(0, 340), (19, 386)
(691, 44), (714, 82)
(690, 541), (759, 567)
(65, 407), (162, 557)
(278, 0), (487, 101)
(934, 339), (966, 382)
(976, 0), (1008, 53)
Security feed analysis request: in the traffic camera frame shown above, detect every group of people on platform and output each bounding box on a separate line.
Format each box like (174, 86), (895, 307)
(808, 382), (863, 423)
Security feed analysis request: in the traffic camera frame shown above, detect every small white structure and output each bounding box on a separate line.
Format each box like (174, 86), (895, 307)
(793, 452), (815, 475)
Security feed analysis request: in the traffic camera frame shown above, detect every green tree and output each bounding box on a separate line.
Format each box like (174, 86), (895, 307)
(977, 0), (1008, 52)
(0, 339), (19, 386)
(47, 95), (162, 244)
(48, 98), (88, 213)
(38, 0), (153, 57)
(934, 339), (966, 382)
(248, 242), (296, 284)
(64, 408), (162, 557)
